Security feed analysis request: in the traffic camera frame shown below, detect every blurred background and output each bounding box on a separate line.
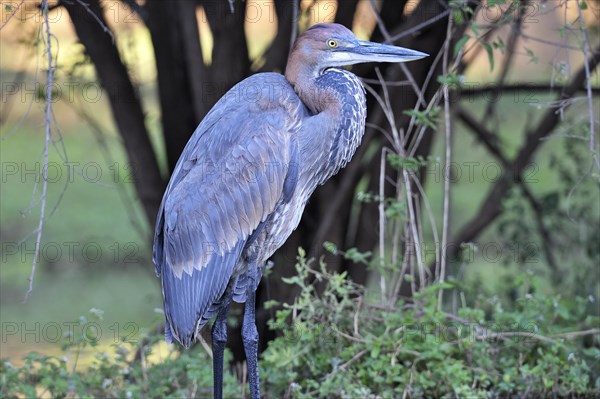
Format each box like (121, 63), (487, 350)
(1, 0), (599, 386)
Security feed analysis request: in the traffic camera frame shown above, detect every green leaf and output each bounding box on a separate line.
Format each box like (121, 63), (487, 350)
(524, 47), (539, 64)
(454, 35), (470, 57)
(437, 73), (462, 89)
(403, 108), (440, 130)
(263, 300), (280, 309)
(323, 241), (338, 255)
(482, 42), (494, 71)
(453, 10), (464, 25)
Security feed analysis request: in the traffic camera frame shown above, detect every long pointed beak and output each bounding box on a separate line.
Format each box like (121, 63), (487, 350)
(354, 40), (429, 63)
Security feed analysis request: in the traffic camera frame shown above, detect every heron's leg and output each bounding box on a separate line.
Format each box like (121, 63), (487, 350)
(212, 294), (232, 399)
(242, 264), (261, 399)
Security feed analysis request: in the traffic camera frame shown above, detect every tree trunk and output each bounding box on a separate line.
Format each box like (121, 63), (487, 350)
(260, 0), (299, 73)
(203, 0), (250, 102)
(146, 0), (208, 173)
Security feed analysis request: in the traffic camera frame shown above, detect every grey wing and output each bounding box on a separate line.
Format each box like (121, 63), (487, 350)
(152, 74), (302, 347)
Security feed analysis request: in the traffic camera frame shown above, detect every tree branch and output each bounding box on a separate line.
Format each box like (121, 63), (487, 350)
(334, 0), (358, 28)
(203, 0), (250, 102)
(25, 0), (54, 302)
(456, 108), (560, 276)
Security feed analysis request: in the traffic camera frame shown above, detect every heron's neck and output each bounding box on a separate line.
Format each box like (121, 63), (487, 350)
(293, 69), (367, 186)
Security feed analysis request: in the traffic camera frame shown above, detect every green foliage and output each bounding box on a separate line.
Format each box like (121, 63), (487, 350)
(482, 42), (495, 71)
(496, 134), (600, 298)
(260, 250), (599, 398)
(403, 107), (440, 130)
(454, 34), (470, 57)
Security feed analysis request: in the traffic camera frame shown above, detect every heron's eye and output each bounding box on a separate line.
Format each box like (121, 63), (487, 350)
(327, 39), (338, 48)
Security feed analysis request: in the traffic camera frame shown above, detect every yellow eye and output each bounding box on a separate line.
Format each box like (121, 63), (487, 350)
(327, 39), (338, 48)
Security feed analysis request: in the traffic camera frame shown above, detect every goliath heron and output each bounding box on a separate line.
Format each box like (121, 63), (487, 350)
(153, 23), (427, 398)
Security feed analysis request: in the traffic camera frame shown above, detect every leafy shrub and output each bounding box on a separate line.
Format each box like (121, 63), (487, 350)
(260, 249), (600, 398)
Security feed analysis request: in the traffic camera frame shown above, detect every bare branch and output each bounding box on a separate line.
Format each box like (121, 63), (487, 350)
(463, 84), (600, 96)
(554, 328), (600, 340)
(516, 28), (594, 52)
(386, 9), (452, 44)
(482, 0), (526, 122)
(24, 0), (55, 302)
(438, 12), (453, 311)
(74, 0), (115, 43)
(379, 148), (388, 302)
(576, 0), (599, 169)
(456, 108), (560, 276)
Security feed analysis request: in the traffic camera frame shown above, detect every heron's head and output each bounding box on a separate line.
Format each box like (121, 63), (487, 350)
(286, 23), (428, 85)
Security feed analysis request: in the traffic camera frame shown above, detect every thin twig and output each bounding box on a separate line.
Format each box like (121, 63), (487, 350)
(403, 169), (425, 289)
(361, 78), (411, 87)
(323, 349), (368, 381)
(368, 0), (426, 108)
(438, 12), (454, 311)
(330, 326), (368, 344)
(375, 68), (401, 152)
(409, 172), (440, 279)
(379, 148), (388, 303)
(198, 334), (213, 359)
(386, 9), (453, 43)
(389, 174), (403, 304)
(24, 0), (54, 303)
(516, 28), (589, 52)
(482, 0), (526, 122)
(475, 331), (556, 344)
(74, 0), (115, 44)
(576, 0), (598, 169)
(554, 328), (600, 340)
(353, 296), (363, 339)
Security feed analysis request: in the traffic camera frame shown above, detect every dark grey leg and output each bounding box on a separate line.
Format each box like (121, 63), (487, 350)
(242, 265), (261, 399)
(212, 297), (232, 399)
